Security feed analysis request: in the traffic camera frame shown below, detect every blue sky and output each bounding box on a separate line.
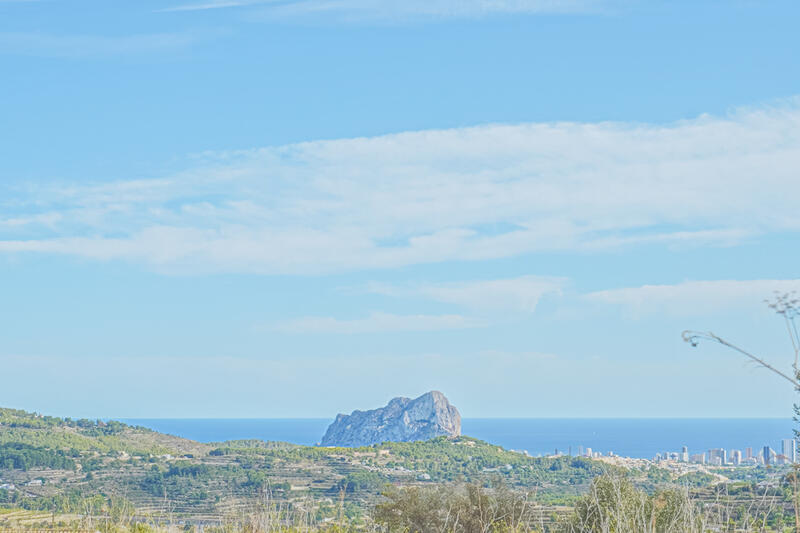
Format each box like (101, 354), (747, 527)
(1, 0), (800, 419)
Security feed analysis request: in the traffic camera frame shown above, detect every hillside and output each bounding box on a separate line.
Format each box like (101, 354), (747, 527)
(0, 407), (619, 523)
(3, 407), (798, 532)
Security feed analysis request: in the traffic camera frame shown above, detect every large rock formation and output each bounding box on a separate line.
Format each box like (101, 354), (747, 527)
(320, 391), (461, 447)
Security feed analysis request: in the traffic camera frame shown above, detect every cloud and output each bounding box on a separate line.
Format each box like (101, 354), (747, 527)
(254, 0), (608, 21)
(269, 312), (487, 333)
(157, 0), (606, 18)
(0, 31), (201, 57)
(156, 0), (263, 12)
(2, 100), (800, 273)
(586, 279), (800, 317)
(368, 276), (566, 312)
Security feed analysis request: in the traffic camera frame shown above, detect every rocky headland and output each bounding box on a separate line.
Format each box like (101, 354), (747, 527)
(320, 391), (461, 447)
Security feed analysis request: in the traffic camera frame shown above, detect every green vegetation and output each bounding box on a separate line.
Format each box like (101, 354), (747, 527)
(674, 471), (715, 487)
(375, 481), (534, 532)
(564, 474), (797, 532)
(1, 408), (129, 434)
(218, 439), (300, 450)
(372, 437), (615, 486)
(141, 462), (246, 502)
(335, 471), (388, 494)
(0, 443), (77, 471)
(2, 406), (797, 532)
(0, 408), (177, 456)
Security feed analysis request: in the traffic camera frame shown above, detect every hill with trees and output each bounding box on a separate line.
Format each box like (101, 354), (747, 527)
(1, 407), (796, 531)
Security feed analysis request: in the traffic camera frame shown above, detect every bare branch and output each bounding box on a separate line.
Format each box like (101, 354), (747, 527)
(682, 330), (800, 387)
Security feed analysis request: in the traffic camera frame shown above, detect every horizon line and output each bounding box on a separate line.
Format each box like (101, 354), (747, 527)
(115, 416), (794, 420)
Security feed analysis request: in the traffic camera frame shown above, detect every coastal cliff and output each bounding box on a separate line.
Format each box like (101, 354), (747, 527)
(320, 391), (461, 447)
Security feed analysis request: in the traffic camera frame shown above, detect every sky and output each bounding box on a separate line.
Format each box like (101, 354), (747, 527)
(1, 0), (800, 419)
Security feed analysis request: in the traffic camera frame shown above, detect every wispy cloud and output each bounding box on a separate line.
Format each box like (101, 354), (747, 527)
(0, 31), (202, 57)
(156, 0), (264, 13)
(368, 276), (566, 312)
(262, 0), (606, 20)
(586, 279), (800, 317)
(158, 0), (607, 18)
(269, 312), (487, 333)
(2, 100), (800, 273)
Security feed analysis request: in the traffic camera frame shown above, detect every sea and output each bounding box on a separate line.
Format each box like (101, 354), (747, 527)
(120, 418), (796, 459)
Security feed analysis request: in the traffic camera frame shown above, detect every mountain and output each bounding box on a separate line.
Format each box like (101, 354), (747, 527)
(320, 391), (461, 447)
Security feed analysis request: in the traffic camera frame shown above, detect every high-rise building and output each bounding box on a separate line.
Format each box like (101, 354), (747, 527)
(730, 450), (742, 466)
(709, 448), (727, 465)
(585, 447), (592, 458)
(681, 446), (689, 462)
(690, 453), (705, 464)
(782, 439), (796, 464)
(745, 447), (753, 460)
(764, 446), (773, 466)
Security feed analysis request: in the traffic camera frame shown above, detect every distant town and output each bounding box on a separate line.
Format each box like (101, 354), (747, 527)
(531, 438), (798, 467)
(653, 439), (797, 466)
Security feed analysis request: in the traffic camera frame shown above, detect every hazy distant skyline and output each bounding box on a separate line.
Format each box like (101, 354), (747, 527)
(1, 0), (799, 418)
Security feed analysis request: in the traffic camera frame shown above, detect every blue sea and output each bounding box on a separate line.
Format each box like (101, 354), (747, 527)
(121, 418), (796, 459)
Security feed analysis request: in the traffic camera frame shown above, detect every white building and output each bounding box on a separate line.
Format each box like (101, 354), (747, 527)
(690, 453), (705, 464)
(709, 448), (726, 465)
(730, 449), (742, 466)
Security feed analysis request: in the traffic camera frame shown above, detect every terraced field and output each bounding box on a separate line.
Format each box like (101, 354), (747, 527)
(1, 407), (612, 525)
